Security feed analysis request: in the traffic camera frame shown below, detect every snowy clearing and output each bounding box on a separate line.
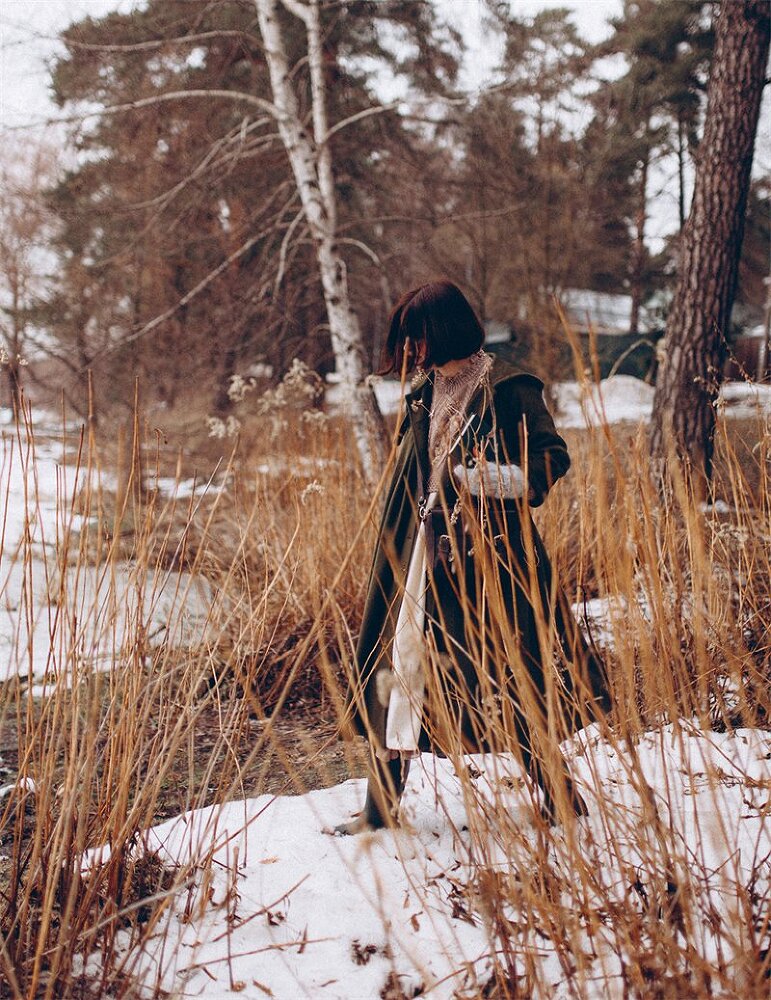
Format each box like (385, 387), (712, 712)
(553, 376), (771, 429)
(359, 374), (771, 430)
(0, 422), (216, 688)
(93, 724), (771, 999)
(3, 400), (769, 997)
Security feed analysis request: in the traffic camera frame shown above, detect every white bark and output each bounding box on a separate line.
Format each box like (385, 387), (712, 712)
(254, 0), (386, 485)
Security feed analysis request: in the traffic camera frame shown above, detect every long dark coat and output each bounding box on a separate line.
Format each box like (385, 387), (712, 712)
(345, 356), (608, 758)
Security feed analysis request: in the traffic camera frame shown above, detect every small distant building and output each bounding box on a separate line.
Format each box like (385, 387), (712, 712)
(483, 320), (513, 345)
(558, 289), (660, 336)
(559, 290), (768, 383)
(490, 290), (664, 380)
(482, 319), (529, 369)
(556, 289), (664, 380)
(482, 290), (766, 382)
(724, 324), (771, 382)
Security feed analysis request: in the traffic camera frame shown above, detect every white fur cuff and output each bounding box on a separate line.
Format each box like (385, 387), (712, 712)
(453, 460), (527, 498)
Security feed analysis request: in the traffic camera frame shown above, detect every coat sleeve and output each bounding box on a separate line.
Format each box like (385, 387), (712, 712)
(489, 375), (570, 507)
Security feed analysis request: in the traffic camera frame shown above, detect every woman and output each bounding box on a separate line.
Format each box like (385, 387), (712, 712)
(336, 280), (608, 835)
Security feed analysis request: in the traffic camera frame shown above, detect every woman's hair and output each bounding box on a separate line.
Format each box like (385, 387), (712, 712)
(379, 280), (485, 376)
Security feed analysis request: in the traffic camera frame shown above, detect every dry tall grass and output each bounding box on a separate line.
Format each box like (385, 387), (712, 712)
(0, 372), (769, 998)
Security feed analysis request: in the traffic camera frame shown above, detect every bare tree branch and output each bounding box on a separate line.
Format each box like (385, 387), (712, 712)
(274, 206), (307, 295)
(42, 89), (280, 128)
(129, 118), (278, 213)
(82, 196), (300, 366)
(335, 236), (384, 268)
(60, 29), (263, 54)
(323, 101), (401, 143)
(279, 0), (312, 24)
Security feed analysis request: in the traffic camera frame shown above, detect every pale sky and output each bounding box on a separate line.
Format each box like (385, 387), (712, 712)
(0, 0), (767, 251)
(0, 0), (622, 130)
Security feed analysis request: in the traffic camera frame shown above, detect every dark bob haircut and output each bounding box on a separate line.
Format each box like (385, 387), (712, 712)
(379, 280), (485, 376)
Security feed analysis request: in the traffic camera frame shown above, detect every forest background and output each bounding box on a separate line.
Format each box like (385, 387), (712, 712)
(0, 0), (768, 431)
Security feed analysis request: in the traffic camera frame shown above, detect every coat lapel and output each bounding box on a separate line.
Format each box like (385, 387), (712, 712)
(405, 375), (433, 491)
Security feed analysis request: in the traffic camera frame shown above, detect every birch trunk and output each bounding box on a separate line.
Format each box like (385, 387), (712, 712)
(254, 0), (386, 485)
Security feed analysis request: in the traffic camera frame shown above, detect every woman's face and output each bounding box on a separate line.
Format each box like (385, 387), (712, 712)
(404, 337), (428, 372)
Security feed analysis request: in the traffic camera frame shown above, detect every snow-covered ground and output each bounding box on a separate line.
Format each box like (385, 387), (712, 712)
(554, 376), (771, 429)
(93, 724), (771, 999)
(3, 399), (770, 998)
(361, 373), (771, 429)
(0, 420), (216, 689)
(553, 376), (654, 428)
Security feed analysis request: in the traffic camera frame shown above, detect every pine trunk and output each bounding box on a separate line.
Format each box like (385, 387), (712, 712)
(650, 0), (770, 491)
(677, 113), (686, 230)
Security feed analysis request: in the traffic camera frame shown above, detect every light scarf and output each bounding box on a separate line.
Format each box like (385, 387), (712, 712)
(427, 349), (492, 491)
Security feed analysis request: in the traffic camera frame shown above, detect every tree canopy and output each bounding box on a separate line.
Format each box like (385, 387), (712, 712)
(27, 0), (768, 423)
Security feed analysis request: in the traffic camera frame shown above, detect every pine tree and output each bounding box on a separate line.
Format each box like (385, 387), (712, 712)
(649, 0), (770, 489)
(442, 6), (630, 378)
(590, 0), (713, 333)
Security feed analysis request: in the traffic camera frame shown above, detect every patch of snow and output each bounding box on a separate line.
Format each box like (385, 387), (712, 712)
(372, 379), (408, 417)
(717, 381), (771, 420)
(99, 725), (771, 999)
(554, 376), (771, 430)
(0, 776), (37, 799)
(151, 476), (207, 500)
(325, 378), (407, 417)
(0, 417), (218, 689)
(554, 376), (655, 429)
(699, 499), (733, 515)
(10, 563), (217, 693)
(572, 594), (635, 651)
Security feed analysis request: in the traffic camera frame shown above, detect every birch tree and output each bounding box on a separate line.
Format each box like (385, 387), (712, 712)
(48, 1), (454, 436)
(254, 0), (387, 483)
